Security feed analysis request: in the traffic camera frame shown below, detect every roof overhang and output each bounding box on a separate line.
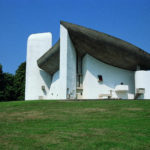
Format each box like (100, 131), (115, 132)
(37, 40), (59, 74)
(37, 21), (150, 74)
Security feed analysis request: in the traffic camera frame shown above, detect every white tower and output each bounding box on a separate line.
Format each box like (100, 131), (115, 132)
(25, 33), (52, 100)
(135, 70), (150, 99)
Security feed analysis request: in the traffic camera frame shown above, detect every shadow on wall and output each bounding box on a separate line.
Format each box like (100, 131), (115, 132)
(49, 71), (60, 98)
(43, 88), (47, 95)
(116, 92), (128, 99)
(85, 66), (116, 90)
(81, 55), (135, 99)
(51, 71), (59, 83)
(86, 55), (134, 91)
(39, 70), (51, 89)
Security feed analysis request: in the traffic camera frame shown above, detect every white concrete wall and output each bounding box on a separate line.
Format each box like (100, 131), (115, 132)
(82, 54), (135, 99)
(66, 29), (77, 99)
(25, 33), (52, 100)
(135, 70), (150, 99)
(48, 70), (60, 99)
(59, 25), (76, 99)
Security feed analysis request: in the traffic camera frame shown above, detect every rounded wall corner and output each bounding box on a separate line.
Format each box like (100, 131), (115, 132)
(27, 32), (52, 42)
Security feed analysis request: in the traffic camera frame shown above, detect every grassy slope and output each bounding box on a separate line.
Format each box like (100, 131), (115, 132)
(0, 100), (150, 150)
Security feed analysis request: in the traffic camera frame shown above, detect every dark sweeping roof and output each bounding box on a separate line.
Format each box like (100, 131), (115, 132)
(37, 21), (150, 74)
(37, 40), (59, 74)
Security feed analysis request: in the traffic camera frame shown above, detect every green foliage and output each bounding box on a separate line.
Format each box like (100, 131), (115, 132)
(0, 64), (5, 101)
(0, 64), (4, 89)
(14, 62), (26, 100)
(0, 62), (26, 101)
(3, 73), (16, 101)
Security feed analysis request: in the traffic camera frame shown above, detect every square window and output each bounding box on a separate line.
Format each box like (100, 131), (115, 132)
(98, 75), (103, 82)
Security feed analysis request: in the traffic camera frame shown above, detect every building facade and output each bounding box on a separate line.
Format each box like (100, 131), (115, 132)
(25, 21), (150, 100)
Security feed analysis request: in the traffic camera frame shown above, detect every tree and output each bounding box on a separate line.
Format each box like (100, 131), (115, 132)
(0, 64), (5, 101)
(0, 65), (15, 101)
(14, 62), (26, 100)
(3, 73), (15, 101)
(0, 62), (26, 102)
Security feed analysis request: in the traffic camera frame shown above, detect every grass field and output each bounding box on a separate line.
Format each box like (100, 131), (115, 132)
(0, 100), (150, 150)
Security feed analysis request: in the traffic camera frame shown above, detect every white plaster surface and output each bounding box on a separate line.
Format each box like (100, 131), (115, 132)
(59, 25), (76, 99)
(135, 70), (150, 99)
(25, 28), (150, 100)
(25, 33), (52, 100)
(82, 54), (135, 99)
(115, 85), (129, 91)
(66, 30), (76, 99)
(48, 70), (60, 99)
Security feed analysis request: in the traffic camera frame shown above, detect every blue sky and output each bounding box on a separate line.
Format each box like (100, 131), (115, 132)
(0, 0), (150, 74)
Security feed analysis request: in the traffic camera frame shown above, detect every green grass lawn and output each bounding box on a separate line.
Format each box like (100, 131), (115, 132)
(0, 100), (150, 150)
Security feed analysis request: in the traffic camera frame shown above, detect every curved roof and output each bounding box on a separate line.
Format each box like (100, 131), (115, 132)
(37, 40), (59, 74)
(37, 21), (150, 74)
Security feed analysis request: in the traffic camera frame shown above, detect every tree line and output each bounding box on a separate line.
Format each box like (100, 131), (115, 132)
(0, 62), (26, 102)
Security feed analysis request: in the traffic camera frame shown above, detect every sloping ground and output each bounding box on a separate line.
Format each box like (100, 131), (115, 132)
(0, 100), (150, 150)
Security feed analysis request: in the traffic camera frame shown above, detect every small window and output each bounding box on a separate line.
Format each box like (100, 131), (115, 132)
(98, 75), (103, 82)
(41, 85), (45, 91)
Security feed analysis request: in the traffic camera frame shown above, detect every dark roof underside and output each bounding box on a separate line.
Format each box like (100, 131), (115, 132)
(37, 21), (150, 74)
(37, 40), (59, 74)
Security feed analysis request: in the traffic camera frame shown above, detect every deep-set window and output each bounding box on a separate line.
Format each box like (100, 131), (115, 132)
(98, 75), (103, 82)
